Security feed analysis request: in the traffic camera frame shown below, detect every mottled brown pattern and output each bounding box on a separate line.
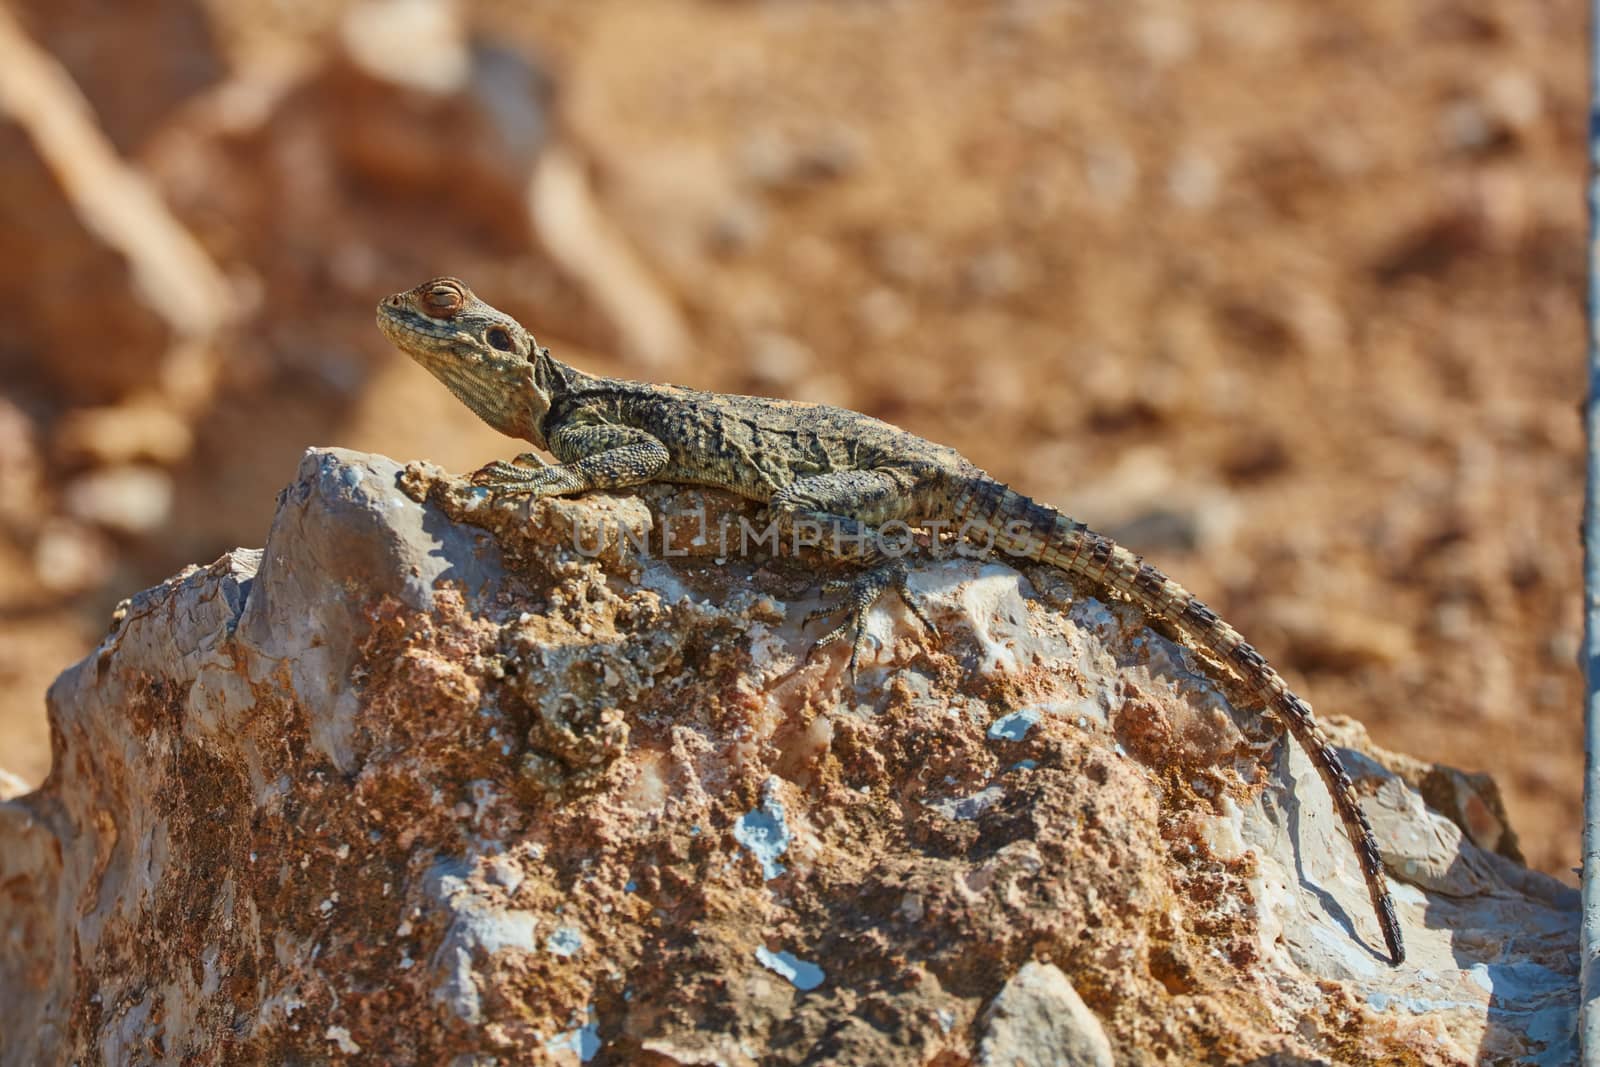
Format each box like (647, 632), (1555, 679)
(378, 276), (1405, 965)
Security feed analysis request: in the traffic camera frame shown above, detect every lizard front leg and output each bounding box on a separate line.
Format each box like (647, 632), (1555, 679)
(473, 423), (669, 498)
(769, 470), (939, 675)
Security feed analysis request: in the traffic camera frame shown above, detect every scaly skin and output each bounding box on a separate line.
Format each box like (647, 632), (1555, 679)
(377, 276), (1405, 966)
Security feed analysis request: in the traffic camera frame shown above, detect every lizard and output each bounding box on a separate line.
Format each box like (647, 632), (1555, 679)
(377, 275), (1406, 966)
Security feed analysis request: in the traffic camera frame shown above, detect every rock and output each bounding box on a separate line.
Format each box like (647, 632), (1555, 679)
(1319, 718), (1524, 865)
(746, 330), (816, 389)
(1269, 604), (1417, 672)
(0, 398), (41, 530)
(146, 4), (560, 321)
(0, 6), (234, 408)
(857, 286), (914, 341)
(738, 124), (868, 189)
(1438, 73), (1540, 158)
(340, 0), (472, 96)
(60, 465), (175, 536)
(1167, 149), (1221, 209)
(874, 230), (938, 285)
(531, 145), (694, 370)
(962, 247), (1029, 302)
(152, 4), (686, 372)
(9, 0), (223, 154)
(0, 449), (1578, 1065)
(977, 961), (1113, 1067)
(0, 767), (30, 801)
(1085, 141), (1138, 210)
(302, 29), (554, 241)
(1133, 12), (1196, 66)
(0, 116), (169, 406)
(52, 402), (194, 467)
(31, 518), (115, 596)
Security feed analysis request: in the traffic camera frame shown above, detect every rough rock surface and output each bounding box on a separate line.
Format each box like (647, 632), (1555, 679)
(0, 449), (1578, 1065)
(976, 961), (1113, 1067)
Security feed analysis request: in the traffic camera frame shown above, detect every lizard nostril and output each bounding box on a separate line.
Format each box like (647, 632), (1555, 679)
(386, 294), (403, 307)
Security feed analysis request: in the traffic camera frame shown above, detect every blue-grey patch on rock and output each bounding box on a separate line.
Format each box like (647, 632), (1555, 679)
(756, 946), (824, 992)
(733, 776), (791, 880)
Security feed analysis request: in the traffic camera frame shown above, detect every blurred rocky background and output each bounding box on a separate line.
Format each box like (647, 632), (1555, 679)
(0, 0), (1584, 883)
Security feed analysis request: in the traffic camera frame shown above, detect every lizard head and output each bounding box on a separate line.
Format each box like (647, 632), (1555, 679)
(376, 277), (555, 447)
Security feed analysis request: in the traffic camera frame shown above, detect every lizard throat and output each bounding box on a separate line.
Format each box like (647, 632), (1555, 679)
(431, 361), (547, 446)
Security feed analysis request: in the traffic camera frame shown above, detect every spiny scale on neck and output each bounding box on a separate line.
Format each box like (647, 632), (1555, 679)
(952, 477), (1405, 966)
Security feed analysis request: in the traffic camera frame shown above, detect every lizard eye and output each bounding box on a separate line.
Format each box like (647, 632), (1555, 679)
(485, 326), (515, 352)
(423, 283), (464, 317)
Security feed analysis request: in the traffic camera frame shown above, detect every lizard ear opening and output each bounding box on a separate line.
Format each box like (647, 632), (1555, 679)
(486, 326), (516, 352)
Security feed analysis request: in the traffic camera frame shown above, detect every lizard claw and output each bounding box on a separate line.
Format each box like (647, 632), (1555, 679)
(893, 565), (940, 639)
(802, 561), (938, 678)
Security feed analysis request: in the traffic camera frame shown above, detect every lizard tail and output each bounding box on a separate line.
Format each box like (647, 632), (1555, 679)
(953, 477), (1405, 966)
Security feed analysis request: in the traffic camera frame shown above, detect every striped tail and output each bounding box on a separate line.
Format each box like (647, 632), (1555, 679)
(953, 477), (1404, 966)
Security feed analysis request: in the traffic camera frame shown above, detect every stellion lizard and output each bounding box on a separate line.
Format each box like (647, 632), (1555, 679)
(377, 275), (1405, 966)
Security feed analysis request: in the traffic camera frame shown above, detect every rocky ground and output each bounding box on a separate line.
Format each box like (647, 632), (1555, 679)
(0, 0), (1586, 891)
(0, 450), (1576, 1065)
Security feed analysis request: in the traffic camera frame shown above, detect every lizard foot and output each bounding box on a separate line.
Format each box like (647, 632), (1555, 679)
(803, 560), (938, 678)
(470, 454), (568, 495)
